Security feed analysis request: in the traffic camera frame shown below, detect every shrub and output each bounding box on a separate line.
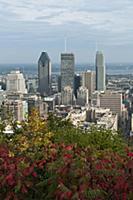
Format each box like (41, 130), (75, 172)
(0, 112), (132, 199)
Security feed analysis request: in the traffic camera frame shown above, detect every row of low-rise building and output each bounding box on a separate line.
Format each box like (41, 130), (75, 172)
(60, 106), (118, 131)
(0, 94), (49, 122)
(54, 89), (129, 131)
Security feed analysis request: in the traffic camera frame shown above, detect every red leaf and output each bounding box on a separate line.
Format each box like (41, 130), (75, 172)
(32, 172), (37, 177)
(21, 185), (28, 194)
(65, 145), (73, 151)
(63, 154), (72, 160)
(5, 173), (15, 186)
(127, 152), (133, 157)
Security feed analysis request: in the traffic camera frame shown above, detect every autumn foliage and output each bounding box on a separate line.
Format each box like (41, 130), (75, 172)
(0, 111), (133, 200)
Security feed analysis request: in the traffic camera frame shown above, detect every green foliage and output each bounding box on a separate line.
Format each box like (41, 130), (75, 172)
(5, 109), (53, 159)
(0, 111), (132, 199)
(85, 189), (107, 199)
(52, 122), (127, 155)
(47, 113), (73, 132)
(0, 120), (7, 144)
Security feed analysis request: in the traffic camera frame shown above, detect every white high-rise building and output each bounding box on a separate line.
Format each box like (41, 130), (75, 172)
(61, 53), (75, 91)
(6, 70), (27, 94)
(61, 86), (73, 105)
(38, 52), (51, 96)
(76, 86), (89, 106)
(82, 70), (95, 98)
(96, 51), (106, 91)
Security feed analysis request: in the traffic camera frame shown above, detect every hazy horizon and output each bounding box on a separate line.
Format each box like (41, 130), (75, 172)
(1, 62), (133, 65)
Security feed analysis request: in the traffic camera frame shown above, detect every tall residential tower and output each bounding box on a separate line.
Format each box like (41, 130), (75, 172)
(38, 52), (51, 96)
(96, 51), (106, 91)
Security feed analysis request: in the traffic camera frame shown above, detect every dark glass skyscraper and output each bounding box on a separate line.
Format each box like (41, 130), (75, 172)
(38, 52), (51, 96)
(74, 74), (81, 98)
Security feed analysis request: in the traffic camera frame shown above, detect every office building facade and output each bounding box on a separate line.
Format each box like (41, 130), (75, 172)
(82, 70), (95, 98)
(96, 51), (106, 91)
(38, 52), (51, 96)
(61, 53), (75, 91)
(1, 100), (28, 121)
(6, 70), (27, 94)
(76, 86), (89, 106)
(99, 91), (122, 116)
(61, 86), (73, 105)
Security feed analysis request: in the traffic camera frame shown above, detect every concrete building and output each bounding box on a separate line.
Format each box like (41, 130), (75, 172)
(95, 108), (118, 131)
(61, 53), (75, 91)
(38, 52), (51, 96)
(51, 74), (58, 94)
(96, 51), (106, 91)
(61, 86), (73, 105)
(91, 91), (100, 107)
(76, 86), (89, 106)
(6, 70), (27, 94)
(82, 70), (95, 99)
(54, 93), (62, 106)
(0, 88), (6, 106)
(0, 75), (6, 90)
(7, 93), (24, 101)
(27, 77), (38, 94)
(86, 107), (118, 131)
(1, 100), (28, 121)
(66, 108), (87, 127)
(131, 114), (133, 133)
(99, 91), (122, 116)
(28, 95), (48, 118)
(44, 96), (55, 111)
(65, 106), (118, 131)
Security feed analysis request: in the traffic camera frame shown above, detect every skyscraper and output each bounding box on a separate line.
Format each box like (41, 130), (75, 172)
(96, 51), (106, 91)
(38, 52), (51, 96)
(61, 53), (75, 91)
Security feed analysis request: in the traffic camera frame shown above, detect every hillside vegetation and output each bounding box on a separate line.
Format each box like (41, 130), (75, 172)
(0, 110), (133, 200)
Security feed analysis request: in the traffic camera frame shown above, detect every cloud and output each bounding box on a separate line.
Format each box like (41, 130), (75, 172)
(0, 1), (130, 21)
(0, 0), (133, 35)
(0, 0), (133, 40)
(0, 0), (133, 63)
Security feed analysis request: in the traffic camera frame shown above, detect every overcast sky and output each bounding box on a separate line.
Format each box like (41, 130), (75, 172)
(0, 0), (133, 63)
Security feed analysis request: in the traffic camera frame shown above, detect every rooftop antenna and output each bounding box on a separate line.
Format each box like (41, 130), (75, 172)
(65, 37), (67, 52)
(95, 41), (98, 53)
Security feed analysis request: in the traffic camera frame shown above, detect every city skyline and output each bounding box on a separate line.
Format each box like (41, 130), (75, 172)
(1, 0), (133, 63)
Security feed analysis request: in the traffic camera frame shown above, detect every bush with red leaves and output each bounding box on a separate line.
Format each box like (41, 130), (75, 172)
(1, 143), (133, 200)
